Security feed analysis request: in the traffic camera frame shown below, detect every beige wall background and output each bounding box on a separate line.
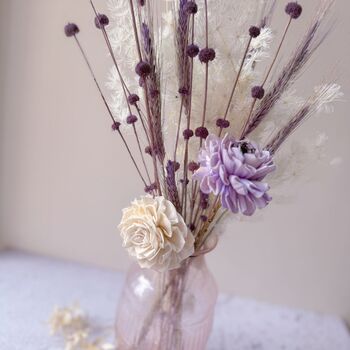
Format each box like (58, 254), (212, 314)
(1, 0), (349, 323)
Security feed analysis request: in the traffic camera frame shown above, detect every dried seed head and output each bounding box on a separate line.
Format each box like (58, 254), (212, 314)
(144, 182), (157, 193)
(126, 115), (138, 124)
(216, 118), (230, 129)
(251, 86), (265, 99)
(178, 87), (189, 95)
(249, 26), (261, 38)
(200, 215), (208, 222)
(285, 2), (302, 19)
(150, 89), (159, 98)
(138, 0), (145, 6)
(187, 44), (200, 58)
(184, 2), (198, 14)
(199, 48), (216, 63)
(145, 146), (152, 155)
(111, 121), (121, 131)
(64, 23), (79, 37)
(94, 14), (109, 29)
(128, 94), (140, 105)
(195, 126), (209, 139)
(135, 61), (151, 78)
(188, 161), (200, 172)
(183, 129), (194, 140)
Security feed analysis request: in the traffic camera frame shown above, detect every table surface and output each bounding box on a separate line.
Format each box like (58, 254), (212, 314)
(1, 250), (350, 350)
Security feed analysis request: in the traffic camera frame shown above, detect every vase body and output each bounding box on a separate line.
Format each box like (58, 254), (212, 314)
(116, 256), (217, 349)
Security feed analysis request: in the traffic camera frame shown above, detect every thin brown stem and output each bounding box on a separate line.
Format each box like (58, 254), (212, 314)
(219, 37), (253, 137)
(73, 35), (148, 187)
(133, 124), (152, 184)
(241, 17), (293, 138)
(128, 0), (142, 61)
(173, 98), (184, 163)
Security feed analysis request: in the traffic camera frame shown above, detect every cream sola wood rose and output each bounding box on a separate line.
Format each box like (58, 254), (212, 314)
(119, 196), (195, 271)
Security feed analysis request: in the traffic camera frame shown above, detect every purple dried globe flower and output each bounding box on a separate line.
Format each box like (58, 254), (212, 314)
(285, 2), (302, 19)
(168, 160), (180, 172)
(216, 118), (230, 129)
(128, 94), (140, 105)
(193, 134), (276, 216)
(200, 192), (209, 210)
(189, 223), (196, 231)
(111, 121), (121, 131)
(135, 61), (151, 78)
(188, 161), (200, 172)
(144, 182), (157, 193)
(145, 145), (152, 155)
(126, 115), (138, 124)
(249, 26), (261, 38)
(187, 44), (199, 58)
(64, 23), (79, 37)
(251, 86), (265, 99)
(138, 0), (146, 6)
(183, 128), (194, 140)
(184, 1), (198, 15)
(95, 14), (109, 29)
(195, 126), (209, 139)
(200, 215), (208, 222)
(199, 48), (216, 63)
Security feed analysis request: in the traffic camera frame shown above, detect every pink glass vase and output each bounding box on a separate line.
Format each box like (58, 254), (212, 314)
(116, 255), (218, 349)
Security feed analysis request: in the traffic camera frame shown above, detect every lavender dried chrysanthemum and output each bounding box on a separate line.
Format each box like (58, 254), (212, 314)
(193, 135), (276, 216)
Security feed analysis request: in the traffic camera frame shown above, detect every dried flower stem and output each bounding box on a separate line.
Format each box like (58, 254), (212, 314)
(173, 99), (184, 163)
(132, 124), (152, 184)
(128, 0), (162, 195)
(73, 35), (148, 187)
(241, 17), (293, 138)
(219, 36), (253, 136)
(181, 14), (196, 218)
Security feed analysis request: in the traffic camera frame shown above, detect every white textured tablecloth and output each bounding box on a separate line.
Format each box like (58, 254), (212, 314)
(1, 250), (349, 350)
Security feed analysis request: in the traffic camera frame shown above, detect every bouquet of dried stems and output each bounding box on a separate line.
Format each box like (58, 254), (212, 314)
(64, 0), (342, 348)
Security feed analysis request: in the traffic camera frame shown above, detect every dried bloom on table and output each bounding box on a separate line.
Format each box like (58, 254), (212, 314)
(119, 196), (194, 271)
(193, 135), (276, 216)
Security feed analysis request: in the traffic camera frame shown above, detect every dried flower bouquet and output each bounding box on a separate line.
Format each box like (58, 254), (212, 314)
(65, 0), (342, 348)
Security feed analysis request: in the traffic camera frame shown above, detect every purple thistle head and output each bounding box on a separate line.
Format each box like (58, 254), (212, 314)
(138, 0), (146, 6)
(94, 14), (109, 29)
(128, 94), (140, 105)
(126, 115), (138, 124)
(285, 2), (302, 19)
(195, 126), (209, 139)
(249, 26), (261, 38)
(189, 223), (196, 231)
(184, 1), (198, 14)
(183, 128), (194, 140)
(64, 23), (79, 37)
(111, 121), (121, 131)
(187, 44), (200, 58)
(193, 134), (276, 216)
(135, 61), (151, 78)
(216, 118), (230, 129)
(199, 48), (216, 63)
(251, 86), (265, 99)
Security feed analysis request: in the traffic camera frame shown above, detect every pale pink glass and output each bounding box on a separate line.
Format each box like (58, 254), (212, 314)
(116, 255), (218, 349)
